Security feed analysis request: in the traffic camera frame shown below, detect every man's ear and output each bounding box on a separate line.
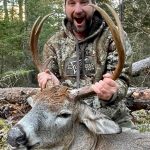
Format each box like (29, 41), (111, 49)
(27, 96), (36, 107)
(78, 104), (121, 134)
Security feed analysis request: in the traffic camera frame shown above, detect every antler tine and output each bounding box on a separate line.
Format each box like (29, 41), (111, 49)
(30, 14), (54, 89)
(30, 16), (43, 72)
(89, 4), (125, 80)
(105, 4), (124, 48)
(105, 3), (125, 78)
(30, 14), (52, 72)
(35, 14), (52, 37)
(33, 14), (51, 72)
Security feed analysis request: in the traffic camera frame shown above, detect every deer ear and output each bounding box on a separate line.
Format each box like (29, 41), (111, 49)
(27, 96), (36, 107)
(79, 104), (121, 134)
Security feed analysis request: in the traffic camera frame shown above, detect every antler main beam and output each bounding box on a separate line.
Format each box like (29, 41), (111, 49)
(30, 14), (55, 88)
(90, 4), (125, 80)
(30, 14), (52, 72)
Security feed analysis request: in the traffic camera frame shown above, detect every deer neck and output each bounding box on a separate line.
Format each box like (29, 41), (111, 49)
(69, 122), (98, 150)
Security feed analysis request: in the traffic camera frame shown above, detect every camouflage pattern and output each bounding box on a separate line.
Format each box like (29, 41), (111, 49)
(42, 10), (135, 129)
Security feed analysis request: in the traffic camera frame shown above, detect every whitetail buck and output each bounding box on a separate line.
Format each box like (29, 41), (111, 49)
(7, 4), (150, 150)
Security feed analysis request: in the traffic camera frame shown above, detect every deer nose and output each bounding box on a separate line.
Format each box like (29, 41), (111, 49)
(7, 125), (28, 147)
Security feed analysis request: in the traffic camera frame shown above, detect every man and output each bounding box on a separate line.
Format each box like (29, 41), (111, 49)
(38, 0), (136, 130)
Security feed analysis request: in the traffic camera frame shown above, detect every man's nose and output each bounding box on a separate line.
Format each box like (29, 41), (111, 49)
(74, 3), (83, 14)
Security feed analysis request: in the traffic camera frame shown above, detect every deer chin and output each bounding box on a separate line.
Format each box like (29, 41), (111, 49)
(26, 142), (41, 150)
(8, 142), (40, 150)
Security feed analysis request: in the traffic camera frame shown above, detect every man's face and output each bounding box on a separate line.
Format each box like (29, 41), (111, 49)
(65, 0), (94, 33)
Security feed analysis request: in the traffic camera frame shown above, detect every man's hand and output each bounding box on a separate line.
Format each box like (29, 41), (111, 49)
(37, 69), (60, 90)
(91, 73), (118, 101)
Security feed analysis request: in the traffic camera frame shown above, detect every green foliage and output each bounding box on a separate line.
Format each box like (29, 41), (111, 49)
(0, 69), (37, 88)
(124, 0), (150, 61)
(0, 119), (10, 149)
(0, 0), (64, 76)
(123, 0), (150, 87)
(0, 20), (27, 74)
(132, 110), (150, 132)
(24, 0), (65, 67)
(97, 0), (111, 3)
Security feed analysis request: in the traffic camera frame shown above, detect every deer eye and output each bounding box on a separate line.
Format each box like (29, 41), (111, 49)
(58, 113), (71, 118)
(57, 111), (72, 118)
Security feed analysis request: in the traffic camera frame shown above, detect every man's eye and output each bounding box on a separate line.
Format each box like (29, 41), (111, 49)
(81, 1), (88, 5)
(68, 1), (75, 6)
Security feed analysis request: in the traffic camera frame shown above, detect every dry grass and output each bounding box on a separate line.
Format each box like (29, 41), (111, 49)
(0, 119), (10, 149)
(132, 109), (150, 132)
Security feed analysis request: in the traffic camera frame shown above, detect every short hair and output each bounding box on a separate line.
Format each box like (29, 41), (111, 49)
(65, 0), (96, 4)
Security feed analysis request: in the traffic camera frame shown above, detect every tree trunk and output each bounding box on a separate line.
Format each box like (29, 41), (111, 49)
(3, 0), (9, 20)
(126, 88), (150, 111)
(0, 50), (4, 74)
(18, 0), (23, 21)
(10, 0), (15, 21)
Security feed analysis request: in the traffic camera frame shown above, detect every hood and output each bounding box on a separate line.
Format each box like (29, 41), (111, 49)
(62, 10), (107, 43)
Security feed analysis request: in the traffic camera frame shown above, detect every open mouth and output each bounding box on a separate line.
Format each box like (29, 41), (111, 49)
(75, 17), (84, 24)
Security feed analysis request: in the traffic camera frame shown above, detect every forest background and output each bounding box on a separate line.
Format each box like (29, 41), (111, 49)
(0, 0), (150, 88)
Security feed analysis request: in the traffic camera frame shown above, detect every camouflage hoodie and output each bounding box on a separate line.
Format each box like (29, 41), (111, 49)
(42, 10), (134, 126)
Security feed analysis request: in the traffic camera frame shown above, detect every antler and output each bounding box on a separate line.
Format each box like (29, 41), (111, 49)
(30, 14), (54, 88)
(91, 4), (125, 80)
(30, 14), (51, 72)
(70, 4), (126, 99)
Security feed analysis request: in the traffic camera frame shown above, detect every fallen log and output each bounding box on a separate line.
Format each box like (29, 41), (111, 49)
(0, 87), (149, 119)
(0, 87), (39, 120)
(0, 87), (39, 103)
(126, 88), (150, 111)
(1, 87), (149, 103)
(132, 57), (150, 76)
